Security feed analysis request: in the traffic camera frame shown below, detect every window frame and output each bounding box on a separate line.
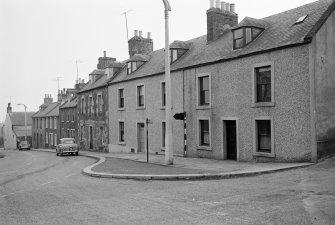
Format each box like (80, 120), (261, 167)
(161, 81), (166, 109)
(118, 120), (125, 144)
(197, 117), (212, 150)
(253, 117), (275, 157)
(196, 73), (211, 109)
(81, 97), (85, 114)
(88, 95), (93, 116)
(97, 93), (103, 115)
(117, 87), (125, 110)
(127, 61), (138, 74)
(170, 49), (178, 63)
(161, 121), (166, 149)
(233, 26), (264, 50)
(136, 84), (145, 109)
(251, 62), (275, 107)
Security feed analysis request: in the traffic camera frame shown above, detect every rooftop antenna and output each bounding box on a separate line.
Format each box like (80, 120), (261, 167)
(74, 60), (83, 83)
(121, 10), (132, 42)
(55, 77), (62, 92)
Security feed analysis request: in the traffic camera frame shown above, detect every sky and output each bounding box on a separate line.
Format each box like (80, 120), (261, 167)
(0, 0), (317, 122)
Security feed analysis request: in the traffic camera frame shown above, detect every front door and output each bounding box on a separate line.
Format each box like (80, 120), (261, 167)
(137, 123), (145, 152)
(226, 121), (237, 160)
(89, 126), (93, 149)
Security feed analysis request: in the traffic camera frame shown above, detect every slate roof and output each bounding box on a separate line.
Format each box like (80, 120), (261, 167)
(60, 97), (78, 109)
(13, 126), (32, 137)
(47, 103), (60, 117)
(32, 102), (59, 118)
(232, 17), (267, 29)
(109, 0), (334, 85)
(10, 112), (35, 126)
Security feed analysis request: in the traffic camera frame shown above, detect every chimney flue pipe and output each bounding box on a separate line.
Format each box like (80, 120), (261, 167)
(225, 3), (230, 12)
(230, 3), (235, 12)
(139, 30), (142, 37)
(221, 1), (226, 10)
(147, 32), (151, 39)
(215, 0), (220, 8)
(134, 30), (138, 36)
(210, 0), (214, 8)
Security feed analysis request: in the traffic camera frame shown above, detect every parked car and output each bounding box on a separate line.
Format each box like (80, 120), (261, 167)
(19, 141), (30, 150)
(56, 138), (79, 156)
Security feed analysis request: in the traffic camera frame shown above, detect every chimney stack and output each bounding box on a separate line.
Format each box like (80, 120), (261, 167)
(207, 0), (238, 42)
(7, 103), (12, 114)
(104, 51), (106, 57)
(128, 29), (153, 57)
(97, 51), (116, 69)
(134, 30), (138, 36)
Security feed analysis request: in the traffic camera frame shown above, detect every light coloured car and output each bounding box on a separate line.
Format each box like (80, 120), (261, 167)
(19, 141), (30, 150)
(56, 138), (79, 156)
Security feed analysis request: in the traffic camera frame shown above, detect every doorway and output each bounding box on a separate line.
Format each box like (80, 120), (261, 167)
(222, 119), (238, 160)
(89, 126), (93, 149)
(137, 123), (145, 152)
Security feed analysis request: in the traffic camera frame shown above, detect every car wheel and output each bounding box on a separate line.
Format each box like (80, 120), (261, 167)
(76, 152), (79, 156)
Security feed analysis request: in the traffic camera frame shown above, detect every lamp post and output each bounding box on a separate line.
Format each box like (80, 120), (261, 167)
(17, 104), (27, 142)
(162, 0), (173, 165)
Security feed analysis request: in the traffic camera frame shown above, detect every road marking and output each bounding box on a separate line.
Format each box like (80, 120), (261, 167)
(64, 173), (76, 178)
(40, 181), (54, 186)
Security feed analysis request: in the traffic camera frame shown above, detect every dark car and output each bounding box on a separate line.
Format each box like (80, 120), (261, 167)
(19, 141), (30, 150)
(56, 138), (79, 156)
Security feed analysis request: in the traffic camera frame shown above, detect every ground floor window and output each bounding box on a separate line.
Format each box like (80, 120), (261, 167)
(256, 120), (271, 153)
(161, 122), (166, 148)
(50, 133), (53, 146)
(46, 132), (48, 144)
(54, 134), (57, 145)
(199, 119), (210, 147)
(119, 121), (125, 143)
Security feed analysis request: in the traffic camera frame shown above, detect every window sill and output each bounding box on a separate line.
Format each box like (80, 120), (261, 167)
(253, 152), (275, 158)
(161, 147), (165, 151)
(197, 146), (212, 151)
(196, 105), (212, 110)
(136, 106), (146, 110)
(118, 142), (126, 145)
(251, 102), (275, 108)
(117, 108), (126, 111)
(160, 106), (166, 110)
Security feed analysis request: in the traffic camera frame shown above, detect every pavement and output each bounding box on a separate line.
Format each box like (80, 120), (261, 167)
(27, 148), (314, 180)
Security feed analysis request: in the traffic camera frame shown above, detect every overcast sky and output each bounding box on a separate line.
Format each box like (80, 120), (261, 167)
(0, 0), (316, 122)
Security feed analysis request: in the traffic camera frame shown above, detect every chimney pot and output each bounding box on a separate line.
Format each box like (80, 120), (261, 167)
(210, 0), (214, 8)
(230, 3), (235, 12)
(147, 32), (151, 39)
(225, 3), (230, 12)
(104, 51), (106, 57)
(139, 30), (142, 37)
(134, 30), (138, 36)
(215, 0), (220, 8)
(221, 1), (226, 10)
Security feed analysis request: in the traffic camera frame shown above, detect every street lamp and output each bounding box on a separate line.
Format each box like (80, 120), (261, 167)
(162, 0), (173, 165)
(17, 104), (27, 142)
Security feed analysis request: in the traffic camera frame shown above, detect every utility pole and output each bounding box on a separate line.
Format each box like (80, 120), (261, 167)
(162, 0), (173, 165)
(121, 10), (132, 41)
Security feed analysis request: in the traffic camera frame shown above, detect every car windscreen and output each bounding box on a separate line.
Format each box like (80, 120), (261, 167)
(63, 140), (75, 144)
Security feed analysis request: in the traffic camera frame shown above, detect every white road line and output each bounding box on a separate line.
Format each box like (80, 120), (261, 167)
(64, 173), (76, 178)
(40, 181), (54, 186)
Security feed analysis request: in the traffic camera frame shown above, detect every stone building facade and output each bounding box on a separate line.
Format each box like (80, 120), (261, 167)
(77, 52), (123, 152)
(108, 0), (335, 162)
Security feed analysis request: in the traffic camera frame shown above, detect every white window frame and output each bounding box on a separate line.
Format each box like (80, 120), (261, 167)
(196, 73), (211, 109)
(89, 95), (93, 116)
(97, 93), (103, 114)
(46, 132), (48, 144)
(197, 117), (212, 150)
(54, 133), (57, 145)
(118, 120), (125, 144)
(136, 84), (145, 109)
(253, 116), (275, 158)
(251, 61), (275, 107)
(54, 117), (57, 129)
(46, 118), (48, 128)
(170, 49), (178, 63)
(161, 121), (166, 150)
(81, 97), (85, 114)
(50, 133), (53, 146)
(117, 87), (125, 110)
(160, 81), (166, 109)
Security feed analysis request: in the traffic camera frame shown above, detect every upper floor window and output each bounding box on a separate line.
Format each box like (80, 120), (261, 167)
(118, 88), (125, 109)
(97, 94), (103, 114)
(127, 61), (137, 74)
(46, 118), (48, 128)
(49, 117), (52, 128)
(161, 82), (166, 107)
(72, 109), (75, 122)
(233, 27), (263, 50)
(197, 73), (211, 107)
(54, 117), (57, 129)
(170, 49), (178, 63)
(252, 62), (274, 107)
(81, 98), (85, 114)
(89, 96), (93, 116)
(137, 84), (145, 108)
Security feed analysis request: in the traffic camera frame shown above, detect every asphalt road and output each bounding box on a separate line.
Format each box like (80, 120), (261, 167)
(0, 150), (334, 225)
